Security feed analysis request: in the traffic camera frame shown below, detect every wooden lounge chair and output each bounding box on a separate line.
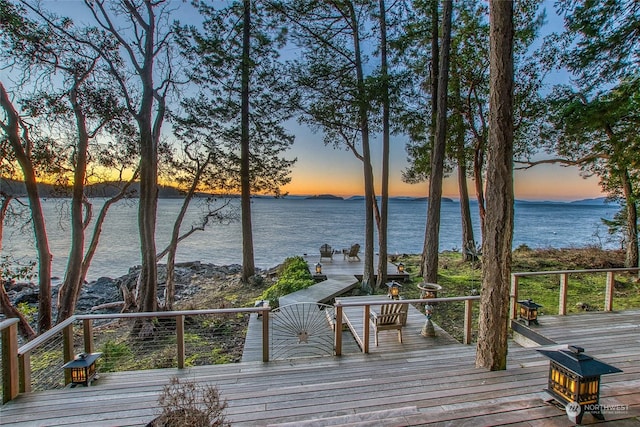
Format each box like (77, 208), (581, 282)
(344, 243), (360, 262)
(320, 243), (333, 261)
(369, 303), (408, 346)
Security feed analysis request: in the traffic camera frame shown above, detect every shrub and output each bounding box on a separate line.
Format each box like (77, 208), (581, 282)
(147, 377), (229, 427)
(259, 256), (314, 307)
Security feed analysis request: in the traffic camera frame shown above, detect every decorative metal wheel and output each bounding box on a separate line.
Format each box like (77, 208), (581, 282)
(270, 303), (335, 360)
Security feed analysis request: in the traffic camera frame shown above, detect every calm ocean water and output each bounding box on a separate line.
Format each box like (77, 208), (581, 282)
(2, 197), (620, 281)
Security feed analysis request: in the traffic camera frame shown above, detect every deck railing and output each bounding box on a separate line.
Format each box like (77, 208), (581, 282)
(2, 307), (269, 404)
(333, 296), (480, 355)
(510, 267), (640, 319)
(1, 318), (19, 404)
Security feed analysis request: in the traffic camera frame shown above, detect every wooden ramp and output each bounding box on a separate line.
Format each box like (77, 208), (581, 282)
(278, 275), (359, 306)
(2, 310), (639, 426)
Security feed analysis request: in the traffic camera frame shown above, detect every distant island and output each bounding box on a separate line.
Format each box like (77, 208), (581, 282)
(305, 194), (344, 200)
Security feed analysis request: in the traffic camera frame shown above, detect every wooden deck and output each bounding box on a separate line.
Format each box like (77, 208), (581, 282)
(3, 309), (639, 426)
(336, 295), (460, 353)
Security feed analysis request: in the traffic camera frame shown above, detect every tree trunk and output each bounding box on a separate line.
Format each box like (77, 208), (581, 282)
(0, 284), (36, 340)
(57, 85), (90, 322)
(621, 167), (638, 267)
(422, 0), (452, 284)
(240, 0), (255, 283)
(0, 82), (53, 333)
(476, 0), (514, 371)
(376, 0), (390, 288)
(347, 1), (375, 292)
(473, 139), (487, 234)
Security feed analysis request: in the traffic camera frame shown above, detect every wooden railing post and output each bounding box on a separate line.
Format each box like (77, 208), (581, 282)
(62, 323), (75, 386)
(1, 319), (19, 404)
(510, 274), (519, 320)
(605, 271), (615, 312)
(363, 305), (370, 354)
(463, 299), (473, 345)
(83, 319), (94, 354)
(262, 308), (269, 362)
(559, 273), (568, 315)
(176, 315), (185, 369)
(334, 304), (342, 356)
(18, 352), (31, 393)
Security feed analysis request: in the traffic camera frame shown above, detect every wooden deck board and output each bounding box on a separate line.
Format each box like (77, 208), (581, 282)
(3, 310), (639, 426)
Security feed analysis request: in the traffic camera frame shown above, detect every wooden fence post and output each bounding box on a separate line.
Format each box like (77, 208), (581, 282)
(363, 305), (370, 354)
(83, 319), (94, 354)
(262, 309), (269, 362)
(605, 271), (615, 312)
(62, 323), (75, 386)
(18, 352), (31, 393)
(176, 315), (185, 369)
(559, 273), (568, 315)
(334, 304), (343, 356)
(463, 299), (473, 345)
(510, 274), (519, 320)
(1, 319), (19, 403)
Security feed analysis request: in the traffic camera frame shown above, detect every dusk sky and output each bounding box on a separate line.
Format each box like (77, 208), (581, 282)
(281, 120), (602, 201)
(10, 1), (604, 202)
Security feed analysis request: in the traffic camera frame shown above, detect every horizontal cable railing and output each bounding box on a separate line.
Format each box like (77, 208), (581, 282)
(1, 307), (268, 404)
(510, 267), (640, 319)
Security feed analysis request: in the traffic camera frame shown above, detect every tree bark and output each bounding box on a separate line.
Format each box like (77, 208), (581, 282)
(476, 0), (514, 371)
(56, 83), (90, 322)
(620, 167), (638, 268)
(376, 0), (390, 288)
(422, 0), (452, 284)
(0, 82), (53, 333)
(346, 1), (375, 292)
(240, 0), (255, 283)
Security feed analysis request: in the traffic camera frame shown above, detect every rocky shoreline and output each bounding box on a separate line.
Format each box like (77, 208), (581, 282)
(5, 261), (268, 318)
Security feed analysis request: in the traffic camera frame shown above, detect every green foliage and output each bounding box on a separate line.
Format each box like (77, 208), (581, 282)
(259, 256), (314, 308)
(17, 302), (37, 323)
(99, 340), (133, 372)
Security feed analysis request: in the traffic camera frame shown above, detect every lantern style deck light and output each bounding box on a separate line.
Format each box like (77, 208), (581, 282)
(315, 262), (322, 274)
(397, 262), (405, 274)
(518, 299), (542, 325)
(63, 352), (102, 387)
(386, 281), (402, 300)
(537, 345), (622, 424)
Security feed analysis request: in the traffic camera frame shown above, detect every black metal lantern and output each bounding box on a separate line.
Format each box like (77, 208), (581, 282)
(537, 345), (622, 423)
(386, 281), (402, 300)
(315, 262), (322, 274)
(397, 262), (405, 274)
(63, 352), (102, 387)
(518, 299), (542, 325)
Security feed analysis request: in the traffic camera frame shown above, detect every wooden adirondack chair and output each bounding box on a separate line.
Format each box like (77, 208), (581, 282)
(344, 243), (360, 261)
(369, 303), (408, 346)
(319, 243), (333, 261)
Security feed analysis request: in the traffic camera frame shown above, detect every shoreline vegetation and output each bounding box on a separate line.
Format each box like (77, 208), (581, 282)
(5, 247), (639, 347)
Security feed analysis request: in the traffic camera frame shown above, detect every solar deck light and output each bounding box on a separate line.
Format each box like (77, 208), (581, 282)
(62, 352), (102, 387)
(537, 345), (622, 424)
(315, 262), (322, 274)
(397, 262), (405, 274)
(518, 299), (542, 325)
(386, 281), (402, 300)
